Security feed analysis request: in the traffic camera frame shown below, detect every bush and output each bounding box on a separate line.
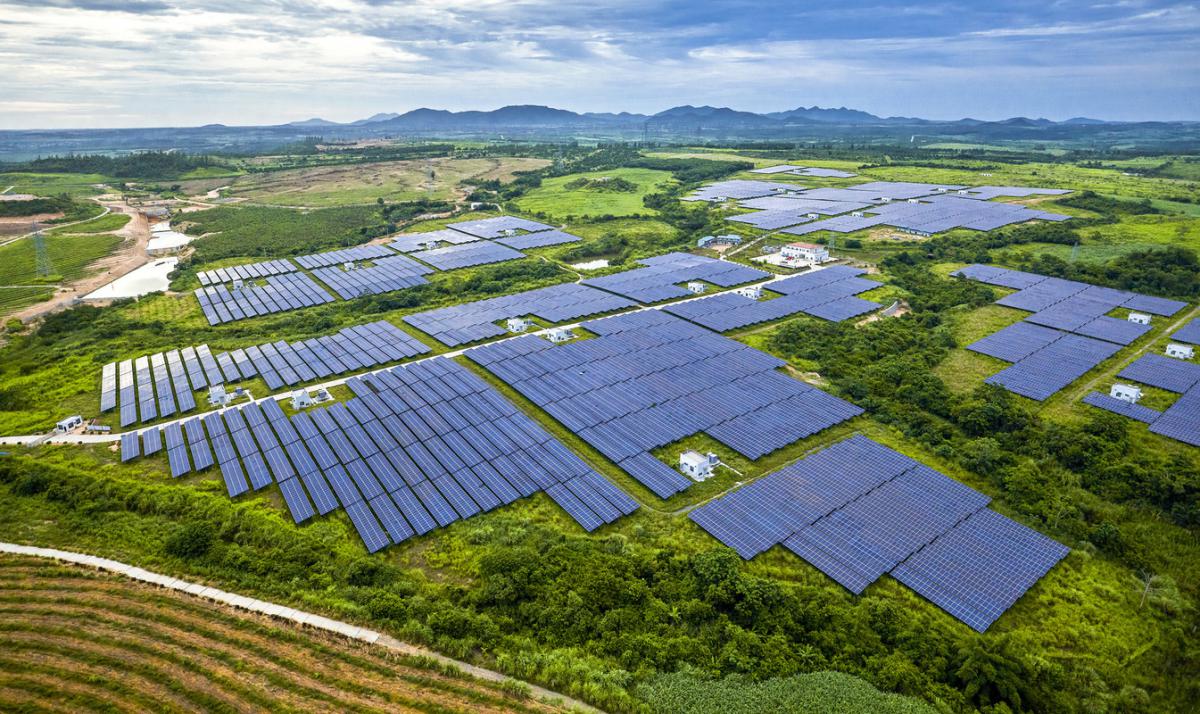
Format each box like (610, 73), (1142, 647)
(164, 522), (216, 559)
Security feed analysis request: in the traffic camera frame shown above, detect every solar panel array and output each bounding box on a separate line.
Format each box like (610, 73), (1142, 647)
(389, 228), (481, 252)
(403, 283), (635, 347)
(101, 322), (429, 421)
(196, 273), (335, 325)
(956, 186), (1071, 201)
(310, 254), (433, 299)
(466, 311), (863, 498)
(120, 357), (640, 550)
(985, 334), (1121, 401)
(749, 165), (858, 179)
(664, 265), (881, 329)
(1081, 392), (1162, 424)
(106, 346), (221, 426)
(689, 434), (1067, 632)
(493, 229), (582, 250)
(1173, 317), (1200, 345)
(954, 265), (1189, 400)
(410, 241), (526, 270)
(197, 260), (296, 286)
(782, 195), (1068, 237)
(683, 180), (806, 202)
(447, 216), (554, 239)
(581, 252), (770, 303)
(214, 321), (431, 391)
(1104, 353), (1200, 446)
(293, 244), (397, 269)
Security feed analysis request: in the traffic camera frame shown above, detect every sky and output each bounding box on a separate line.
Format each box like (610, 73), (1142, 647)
(0, 0), (1197, 129)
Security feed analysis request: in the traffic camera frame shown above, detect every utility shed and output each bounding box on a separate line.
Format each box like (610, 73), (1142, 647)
(687, 282), (707, 294)
(55, 415), (83, 432)
(1110, 383), (1143, 404)
(291, 390), (315, 410)
(507, 317), (531, 333)
(546, 327), (573, 343)
(781, 242), (830, 264)
(679, 450), (718, 481)
(736, 285), (763, 299)
(1166, 343), (1195, 360)
(1128, 312), (1152, 325)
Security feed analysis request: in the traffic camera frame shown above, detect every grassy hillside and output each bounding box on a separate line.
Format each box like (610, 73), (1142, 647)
(515, 168), (675, 219)
(0, 555), (565, 713)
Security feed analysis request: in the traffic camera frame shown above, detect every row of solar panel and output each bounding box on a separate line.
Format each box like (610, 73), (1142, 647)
(403, 282), (637, 347)
(410, 241), (526, 271)
(120, 357), (640, 549)
(1087, 354), (1200, 447)
(955, 264), (1186, 317)
(196, 259), (296, 286)
(310, 254), (433, 299)
(196, 273), (335, 326)
(466, 311), (862, 498)
(665, 267), (881, 330)
(581, 252), (769, 303)
(293, 244), (396, 269)
(108, 346), (224, 426)
(688, 435), (1068, 632)
(780, 195), (1068, 237)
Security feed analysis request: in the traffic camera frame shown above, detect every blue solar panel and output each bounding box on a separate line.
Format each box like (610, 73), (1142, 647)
(891, 509), (1069, 632)
(1118, 354), (1200, 393)
(1173, 317), (1200, 345)
(412, 480), (458, 526)
(298, 470), (339, 514)
(391, 486), (438, 535)
(244, 453), (272, 490)
(967, 321), (1064, 363)
(368, 493), (415, 544)
(344, 501), (390, 553)
(277, 477), (316, 524)
(1082, 392), (1162, 423)
(545, 483), (604, 531)
(218, 457), (250, 498)
(411, 241), (525, 270)
(120, 432), (140, 462)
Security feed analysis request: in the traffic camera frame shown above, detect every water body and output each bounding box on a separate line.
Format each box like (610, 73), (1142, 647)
(84, 258), (177, 300)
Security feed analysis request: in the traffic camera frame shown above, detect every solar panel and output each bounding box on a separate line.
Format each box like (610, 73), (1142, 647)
(545, 483), (604, 531)
(344, 500), (391, 553)
(391, 486), (438, 535)
(1082, 392), (1161, 423)
(891, 509), (1069, 632)
(277, 477), (316, 523)
(410, 241), (526, 271)
(1173, 317), (1200, 345)
(368, 493), (415, 544)
(120, 432), (140, 462)
(1118, 354), (1200, 393)
(580, 252), (769, 303)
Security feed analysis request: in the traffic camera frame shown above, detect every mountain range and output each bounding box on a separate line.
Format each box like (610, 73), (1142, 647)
(289, 104), (1120, 130)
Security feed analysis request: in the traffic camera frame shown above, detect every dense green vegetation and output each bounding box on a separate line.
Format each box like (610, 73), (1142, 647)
(0, 232), (122, 286)
(5, 152), (220, 180)
(0, 143), (1197, 713)
(180, 204), (386, 262)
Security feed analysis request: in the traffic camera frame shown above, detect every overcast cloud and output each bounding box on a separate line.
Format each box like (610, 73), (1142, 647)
(0, 0), (1196, 128)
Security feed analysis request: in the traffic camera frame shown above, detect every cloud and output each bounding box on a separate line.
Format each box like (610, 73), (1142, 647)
(0, 0), (1196, 128)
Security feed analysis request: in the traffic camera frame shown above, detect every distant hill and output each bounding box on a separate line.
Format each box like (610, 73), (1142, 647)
(768, 106), (881, 123)
(650, 105), (777, 127)
(287, 117), (339, 127)
(352, 112), (401, 124)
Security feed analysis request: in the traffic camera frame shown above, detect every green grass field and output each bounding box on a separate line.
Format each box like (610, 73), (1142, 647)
(0, 173), (111, 198)
(514, 168), (676, 218)
(46, 212), (130, 235)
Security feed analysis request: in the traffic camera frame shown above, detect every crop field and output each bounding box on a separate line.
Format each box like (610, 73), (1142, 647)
(0, 173), (110, 198)
(0, 286), (54, 314)
(0, 555), (565, 713)
(46, 212), (130, 235)
(514, 168), (675, 218)
(226, 157), (549, 207)
(0, 232), (123, 287)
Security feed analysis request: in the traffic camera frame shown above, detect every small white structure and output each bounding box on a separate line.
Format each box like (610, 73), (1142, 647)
(55, 415), (83, 433)
(207, 385), (231, 407)
(1128, 312), (1152, 325)
(780, 242), (830, 264)
(1110, 383), (1143, 404)
(736, 285), (763, 299)
(343, 261), (356, 271)
(1166, 343), (1195, 360)
(291, 390), (315, 410)
(679, 450), (719, 481)
(507, 317), (531, 333)
(686, 282), (707, 295)
(546, 327), (573, 343)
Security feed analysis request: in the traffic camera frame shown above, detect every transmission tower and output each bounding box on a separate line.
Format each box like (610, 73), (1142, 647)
(32, 222), (54, 278)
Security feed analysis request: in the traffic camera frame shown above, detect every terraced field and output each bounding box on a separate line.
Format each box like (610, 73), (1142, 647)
(0, 555), (568, 713)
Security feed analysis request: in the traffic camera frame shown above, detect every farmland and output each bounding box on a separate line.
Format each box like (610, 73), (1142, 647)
(225, 157), (550, 207)
(0, 555), (570, 713)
